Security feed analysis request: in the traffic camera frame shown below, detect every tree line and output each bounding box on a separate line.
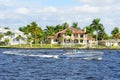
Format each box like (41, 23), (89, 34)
(0, 18), (120, 45)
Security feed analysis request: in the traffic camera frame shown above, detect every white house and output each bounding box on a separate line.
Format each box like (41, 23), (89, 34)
(105, 40), (120, 47)
(0, 27), (27, 45)
(99, 39), (120, 47)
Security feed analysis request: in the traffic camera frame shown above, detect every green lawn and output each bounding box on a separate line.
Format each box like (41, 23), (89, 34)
(0, 44), (120, 49)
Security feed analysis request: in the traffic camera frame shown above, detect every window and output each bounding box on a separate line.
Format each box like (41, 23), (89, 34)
(74, 39), (78, 43)
(87, 40), (89, 43)
(80, 34), (83, 38)
(54, 39), (58, 42)
(80, 40), (83, 43)
(74, 34), (78, 37)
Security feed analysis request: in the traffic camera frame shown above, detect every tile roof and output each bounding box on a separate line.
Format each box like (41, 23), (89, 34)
(48, 27), (85, 39)
(57, 27), (85, 34)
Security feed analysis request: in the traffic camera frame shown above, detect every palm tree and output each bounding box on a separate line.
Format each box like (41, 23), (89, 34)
(29, 22), (43, 44)
(19, 22), (43, 44)
(54, 24), (63, 33)
(85, 26), (94, 35)
(72, 22), (79, 29)
(45, 26), (55, 36)
(111, 27), (120, 40)
(62, 22), (69, 29)
(90, 18), (104, 45)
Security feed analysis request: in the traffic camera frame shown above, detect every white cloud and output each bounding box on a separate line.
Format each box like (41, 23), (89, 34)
(0, 12), (5, 19)
(15, 8), (30, 15)
(0, 0), (14, 6)
(76, 0), (114, 4)
(37, 6), (57, 13)
(70, 5), (100, 13)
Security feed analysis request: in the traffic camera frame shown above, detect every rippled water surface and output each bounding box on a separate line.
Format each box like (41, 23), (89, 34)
(0, 48), (120, 80)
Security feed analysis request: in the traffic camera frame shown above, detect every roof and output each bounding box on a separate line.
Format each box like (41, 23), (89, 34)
(48, 27), (85, 39)
(57, 27), (85, 34)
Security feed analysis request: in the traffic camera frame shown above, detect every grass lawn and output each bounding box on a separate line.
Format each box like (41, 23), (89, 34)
(0, 44), (120, 49)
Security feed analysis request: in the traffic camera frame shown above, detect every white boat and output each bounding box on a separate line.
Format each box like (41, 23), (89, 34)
(59, 50), (104, 60)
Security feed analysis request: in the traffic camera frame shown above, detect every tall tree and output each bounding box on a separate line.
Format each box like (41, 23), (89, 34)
(72, 22), (79, 29)
(85, 26), (94, 35)
(90, 18), (104, 42)
(62, 22), (69, 29)
(19, 22), (43, 44)
(111, 27), (120, 39)
(45, 26), (55, 36)
(54, 24), (63, 33)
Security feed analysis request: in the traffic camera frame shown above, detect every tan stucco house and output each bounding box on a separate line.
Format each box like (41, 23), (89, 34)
(48, 27), (95, 47)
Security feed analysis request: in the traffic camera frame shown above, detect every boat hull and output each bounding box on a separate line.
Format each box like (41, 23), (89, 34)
(59, 51), (103, 60)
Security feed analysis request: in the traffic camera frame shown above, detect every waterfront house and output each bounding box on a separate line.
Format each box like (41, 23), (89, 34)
(100, 39), (120, 47)
(48, 27), (95, 47)
(0, 27), (27, 45)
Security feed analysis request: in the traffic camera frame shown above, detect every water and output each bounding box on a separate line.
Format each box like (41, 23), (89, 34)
(0, 49), (120, 80)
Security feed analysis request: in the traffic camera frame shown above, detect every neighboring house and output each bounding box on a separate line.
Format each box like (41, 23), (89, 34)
(48, 27), (95, 47)
(0, 27), (27, 45)
(9, 30), (27, 45)
(100, 40), (120, 47)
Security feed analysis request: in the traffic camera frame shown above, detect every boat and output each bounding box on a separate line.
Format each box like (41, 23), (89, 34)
(59, 50), (104, 60)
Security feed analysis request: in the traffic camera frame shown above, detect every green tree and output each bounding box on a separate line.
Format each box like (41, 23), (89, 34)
(4, 31), (13, 37)
(62, 22), (69, 29)
(90, 18), (104, 42)
(4, 38), (10, 45)
(66, 28), (72, 36)
(45, 26), (55, 36)
(72, 22), (79, 29)
(19, 22), (43, 44)
(111, 27), (120, 39)
(54, 24), (63, 33)
(0, 33), (3, 41)
(85, 26), (94, 35)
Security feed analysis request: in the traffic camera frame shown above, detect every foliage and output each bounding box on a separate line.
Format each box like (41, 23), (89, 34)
(111, 27), (120, 39)
(0, 41), (5, 46)
(19, 22), (43, 44)
(62, 22), (69, 29)
(4, 31), (13, 36)
(85, 26), (94, 35)
(15, 35), (25, 41)
(4, 38), (10, 45)
(72, 22), (79, 29)
(66, 28), (72, 36)
(0, 33), (3, 40)
(90, 18), (105, 40)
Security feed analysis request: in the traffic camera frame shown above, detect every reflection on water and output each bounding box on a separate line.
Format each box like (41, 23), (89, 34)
(0, 49), (120, 80)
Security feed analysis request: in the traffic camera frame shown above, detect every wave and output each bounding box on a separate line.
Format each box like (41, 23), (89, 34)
(3, 51), (103, 60)
(3, 51), (59, 59)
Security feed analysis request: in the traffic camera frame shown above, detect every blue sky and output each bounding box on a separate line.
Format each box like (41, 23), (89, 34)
(0, 0), (120, 35)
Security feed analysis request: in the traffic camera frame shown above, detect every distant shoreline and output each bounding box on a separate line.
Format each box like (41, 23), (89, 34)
(0, 47), (120, 50)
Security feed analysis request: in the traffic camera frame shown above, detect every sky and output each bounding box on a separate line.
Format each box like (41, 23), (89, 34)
(0, 0), (120, 35)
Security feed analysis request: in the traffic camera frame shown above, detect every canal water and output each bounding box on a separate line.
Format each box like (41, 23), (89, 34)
(0, 48), (120, 80)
